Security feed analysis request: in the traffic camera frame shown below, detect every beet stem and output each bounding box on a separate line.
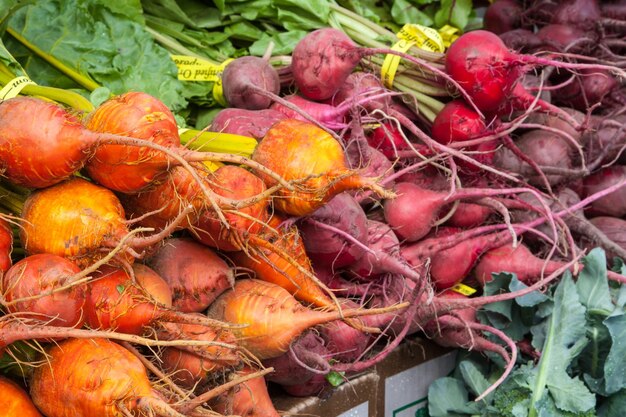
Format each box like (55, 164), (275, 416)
(249, 86), (345, 141)
(389, 110), (520, 182)
(3, 227), (151, 308)
(129, 205), (194, 249)
(524, 55), (626, 79)
(331, 273), (424, 373)
(289, 342), (331, 375)
(158, 309), (244, 332)
(305, 218), (375, 256)
(176, 367), (274, 414)
(137, 395), (188, 417)
(422, 256), (581, 324)
(93, 133), (229, 226)
(0, 318), (237, 350)
(439, 316), (518, 402)
(121, 341), (189, 400)
(184, 148), (295, 193)
(363, 47), (484, 118)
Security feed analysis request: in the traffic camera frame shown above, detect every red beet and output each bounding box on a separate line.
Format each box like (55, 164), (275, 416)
(299, 193), (369, 269)
(484, 0), (523, 34)
(473, 243), (565, 286)
(582, 165), (626, 217)
(209, 108), (286, 140)
(222, 56), (281, 110)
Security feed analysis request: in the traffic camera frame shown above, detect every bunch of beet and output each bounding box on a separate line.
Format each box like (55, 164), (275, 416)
(0, 10), (625, 415)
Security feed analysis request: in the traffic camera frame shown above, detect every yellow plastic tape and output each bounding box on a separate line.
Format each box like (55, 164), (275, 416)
(397, 23), (445, 53)
(450, 282), (477, 296)
(172, 55), (222, 81)
(381, 39), (416, 89)
(438, 25), (461, 48)
(211, 58), (234, 107)
(0, 76), (36, 100)
(170, 56), (234, 106)
(381, 23), (446, 88)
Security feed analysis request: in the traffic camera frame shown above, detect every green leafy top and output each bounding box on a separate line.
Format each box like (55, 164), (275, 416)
(3, 0), (187, 112)
(428, 249), (626, 417)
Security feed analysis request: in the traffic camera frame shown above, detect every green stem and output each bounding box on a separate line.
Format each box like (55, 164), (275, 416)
(393, 80), (446, 114)
(0, 64), (15, 79)
(0, 62), (94, 111)
(268, 55), (292, 67)
(144, 26), (208, 60)
(367, 53), (445, 76)
(1, 181), (32, 197)
(393, 96), (437, 123)
(529, 317), (555, 417)
(392, 73), (448, 96)
(340, 24), (391, 50)
(330, 12), (383, 43)
(144, 15), (205, 49)
(144, 21), (222, 64)
(329, 3), (444, 62)
(20, 84), (94, 112)
(0, 183), (26, 215)
(589, 326), (599, 378)
(6, 27), (101, 92)
(329, 4), (397, 42)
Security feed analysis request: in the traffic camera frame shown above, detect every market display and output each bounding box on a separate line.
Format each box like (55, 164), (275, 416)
(0, 0), (624, 416)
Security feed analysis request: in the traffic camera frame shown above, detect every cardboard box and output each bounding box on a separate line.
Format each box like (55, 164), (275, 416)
(270, 337), (456, 417)
(272, 371), (379, 417)
(374, 337), (457, 417)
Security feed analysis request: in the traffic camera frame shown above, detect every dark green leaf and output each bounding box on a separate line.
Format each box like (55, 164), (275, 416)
(507, 304), (533, 341)
(0, 37), (27, 77)
(224, 21), (264, 42)
(337, 0), (393, 24)
(603, 314), (626, 394)
(584, 374), (609, 396)
(579, 317), (612, 382)
(0, 341), (39, 378)
(535, 297), (555, 319)
(273, 0), (331, 31)
(481, 273), (516, 321)
(577, 248), (614, 315)
(531, 321), (548, 352)
(391, 0), (433, 26)
(6, 0), (187, 111)
(509, 277), (550, 308)
(185, 29), (232, 47)
(428, 377), (475, 417)
(458, 360), (492, 401)
(410, 0), (437, 5)
(599, 389), (626, 417)
(479, 273), (549, 341)
(220, 0), (273, 21)
(434, 0), (472, 30)
(141, 0), (222, 29)
(533, 392), (591, 417)
(529, 273), (595, 414)
(249, 30), (308, 55)
(0, 0), (23, 25)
